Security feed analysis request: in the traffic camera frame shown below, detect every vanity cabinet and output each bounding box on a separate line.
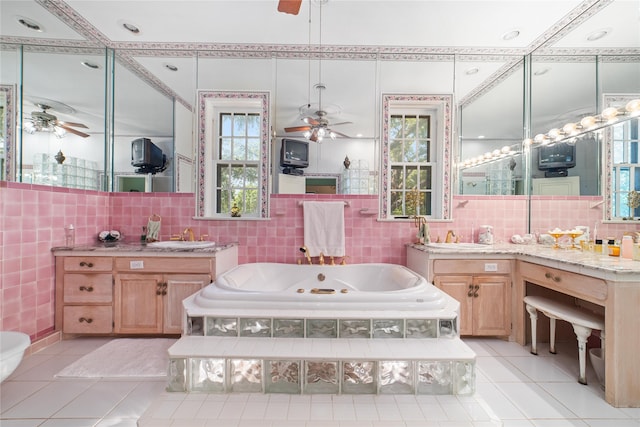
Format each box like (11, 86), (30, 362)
(55, 246), (238, 337)
(406, 247), (512, 337)
(59, 256), (114, 334)
(434, 274), (511, 336)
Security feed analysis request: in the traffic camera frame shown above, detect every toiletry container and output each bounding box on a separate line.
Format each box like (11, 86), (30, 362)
(621, 235), (633, 259)
(478, 225), (494, 244)
(64, 224), (75, 247)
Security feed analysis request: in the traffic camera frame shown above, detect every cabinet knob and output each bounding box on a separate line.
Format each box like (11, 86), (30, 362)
(79, 261), (94, 268)
(79, 286), (94, 292)
(78, 317), (93, 323)
(544, 272), (561, 282)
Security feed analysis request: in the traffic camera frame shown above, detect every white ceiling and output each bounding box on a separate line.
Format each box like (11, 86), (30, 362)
(1, 0), (639, 142)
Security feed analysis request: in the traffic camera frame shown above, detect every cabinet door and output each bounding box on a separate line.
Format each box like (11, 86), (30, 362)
(163, 274), (211, 334)
(114, 273), (164, 334)
(472, 275), (511, 336)
(434, 275), (473, 336)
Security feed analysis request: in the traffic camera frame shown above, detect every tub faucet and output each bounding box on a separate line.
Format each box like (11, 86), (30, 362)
(299, 246), (312, 265)
(319, 252), (325, 265)
(445, 230), (456, 243)
(183, 227), (195, 242)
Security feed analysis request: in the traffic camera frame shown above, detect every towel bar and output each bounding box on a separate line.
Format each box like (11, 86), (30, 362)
(298, 200), (350, 207)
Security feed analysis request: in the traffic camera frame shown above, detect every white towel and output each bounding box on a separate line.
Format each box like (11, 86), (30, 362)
(303, 201), (345, 257)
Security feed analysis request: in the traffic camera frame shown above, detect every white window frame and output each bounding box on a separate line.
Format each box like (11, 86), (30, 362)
(603, 94), (640, 221)
(196, 91), (270, 219)
(380, 94), (453, 220)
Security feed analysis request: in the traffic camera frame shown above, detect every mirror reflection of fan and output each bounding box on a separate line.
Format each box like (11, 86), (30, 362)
(284, 109), (351, 142)
(24, 103), (90, 138)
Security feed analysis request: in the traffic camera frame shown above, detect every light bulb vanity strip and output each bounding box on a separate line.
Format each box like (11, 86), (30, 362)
(526, 98), (640, 147)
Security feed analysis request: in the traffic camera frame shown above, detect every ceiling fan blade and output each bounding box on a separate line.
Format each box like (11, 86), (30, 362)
(328, 121), (353, 127)
(329, 129), (351, 138)
(302, 116), (320, 126)
(284, 125), (312, 133)
(58, 124), (90, 138)
(277, 0), (302, 15)
(57, 120), (88, 129)
(309, 129), (319, 142)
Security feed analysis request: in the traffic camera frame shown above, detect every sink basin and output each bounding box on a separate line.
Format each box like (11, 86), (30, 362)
(148, 241), (217, 249)
(424, 243), (490, 250)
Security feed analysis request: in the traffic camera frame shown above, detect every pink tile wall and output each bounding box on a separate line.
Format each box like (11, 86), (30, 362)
(0, 182), (110, 341)
(3, 184), (639, 341)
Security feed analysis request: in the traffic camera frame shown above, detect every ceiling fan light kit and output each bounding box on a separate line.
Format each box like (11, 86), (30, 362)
(24, 104), (90, 139)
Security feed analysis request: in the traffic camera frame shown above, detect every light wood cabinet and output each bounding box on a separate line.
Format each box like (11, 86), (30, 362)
(434, 274), (511, 336)
(55, 247), (238, 337)
(114, 272), (210, 334)
(57, 256), (114, 334)
(406, 248), (512, 337)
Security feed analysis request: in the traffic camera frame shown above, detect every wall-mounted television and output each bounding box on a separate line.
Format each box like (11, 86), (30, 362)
(280, 138), (309, 174)
(538, 142), (576, 175)
(131, 138), (167, 174)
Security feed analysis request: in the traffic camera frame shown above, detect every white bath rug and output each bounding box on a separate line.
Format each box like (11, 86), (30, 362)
(56, 338), (175, 378)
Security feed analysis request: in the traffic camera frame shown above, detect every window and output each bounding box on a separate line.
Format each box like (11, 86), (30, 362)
(609, 117), (640, 219)
(389, 114), (433, 216)
(197, 91), (270, 218)
(381, 94), (453, 220)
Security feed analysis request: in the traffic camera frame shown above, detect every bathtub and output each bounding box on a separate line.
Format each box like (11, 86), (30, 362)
(189, 263), (458, 314)
(0, 331), (31, 382)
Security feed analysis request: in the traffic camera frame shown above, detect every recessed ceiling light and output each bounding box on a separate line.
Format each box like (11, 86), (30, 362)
(81, 61), (100, 70)
(586, 28), (611, 41)
(478, 135), (485, 139)
(465, 67), (480, 75)
(534, 67), (550, 76)
(122, 22), (140, 34)
(16, 16), (43, 32)
(501, 29), (520, 41)
(164, 64), (178, 72)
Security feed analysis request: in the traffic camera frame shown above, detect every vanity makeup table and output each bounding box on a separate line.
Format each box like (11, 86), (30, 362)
(407, 243), (640, 408)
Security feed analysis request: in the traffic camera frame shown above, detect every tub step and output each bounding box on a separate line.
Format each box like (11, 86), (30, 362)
(167, 336), (475, 395)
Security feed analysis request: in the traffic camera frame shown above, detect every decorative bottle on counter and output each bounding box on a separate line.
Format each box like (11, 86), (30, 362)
(621, 235), (633, 259)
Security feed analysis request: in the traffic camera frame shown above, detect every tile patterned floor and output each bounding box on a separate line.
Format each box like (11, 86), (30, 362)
(2, 337), (640, 426)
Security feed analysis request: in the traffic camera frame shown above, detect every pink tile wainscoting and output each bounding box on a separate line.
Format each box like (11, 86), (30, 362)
(2, 182), (638, 341)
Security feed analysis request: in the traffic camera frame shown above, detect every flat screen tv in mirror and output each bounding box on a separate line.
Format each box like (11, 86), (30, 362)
(537, 142), (576, 177)
(280, 138), (309, 175)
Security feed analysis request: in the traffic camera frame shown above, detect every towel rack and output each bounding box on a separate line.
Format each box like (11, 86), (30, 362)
(298, 200), (350, 207)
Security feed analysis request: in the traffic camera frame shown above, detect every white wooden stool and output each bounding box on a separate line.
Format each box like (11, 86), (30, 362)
(524, 295), (605, 385)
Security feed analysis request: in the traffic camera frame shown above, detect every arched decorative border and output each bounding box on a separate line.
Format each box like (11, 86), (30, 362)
(196, 91), (270, 218)
(381, 94), (453, 220)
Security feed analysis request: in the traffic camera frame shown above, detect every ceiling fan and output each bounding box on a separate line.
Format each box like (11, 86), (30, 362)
(24, 104), (90, 138)
(284, 108), (351, 142)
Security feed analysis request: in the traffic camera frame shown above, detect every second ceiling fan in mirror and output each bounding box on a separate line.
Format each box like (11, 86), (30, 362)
(24, 101), (90, 139)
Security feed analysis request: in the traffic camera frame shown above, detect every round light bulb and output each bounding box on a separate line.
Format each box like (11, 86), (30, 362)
(534, 134), (546, 143)
(563, 123), (577, 134)
(626, 99), (640, 114)
(501, 145), (511, 153)
(492, 149), (501, 157)
(548, 128), (562, 139)
(484, 152), (492, 159)
(601, 107), (619, 120)
(580, 116), (597, 129)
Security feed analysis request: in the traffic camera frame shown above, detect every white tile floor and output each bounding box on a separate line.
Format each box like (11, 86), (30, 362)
(1, 337), (639, 427)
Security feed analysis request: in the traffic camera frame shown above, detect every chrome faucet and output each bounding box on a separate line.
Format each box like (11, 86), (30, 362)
(183, 227), (195, 242)
(299, 246), (312, 265)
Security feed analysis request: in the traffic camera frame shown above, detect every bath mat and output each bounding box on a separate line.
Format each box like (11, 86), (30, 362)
(56, 338), (175, 378)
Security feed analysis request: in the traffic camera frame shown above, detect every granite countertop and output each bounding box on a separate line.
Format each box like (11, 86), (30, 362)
(52, 241), (237, 255)
(408, 242), (640, 279)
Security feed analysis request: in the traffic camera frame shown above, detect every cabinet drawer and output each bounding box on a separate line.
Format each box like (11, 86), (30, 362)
(519, 262), (607, 302)
(115, 257), (212, 273)
(433, 259), (511, 275)
(64, 273), (113, 303)
(63, 257), (112, 272)
(63, 306), (113, 334)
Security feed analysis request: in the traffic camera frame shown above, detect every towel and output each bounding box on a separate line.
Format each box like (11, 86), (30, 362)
(303, 201), (345, 257)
